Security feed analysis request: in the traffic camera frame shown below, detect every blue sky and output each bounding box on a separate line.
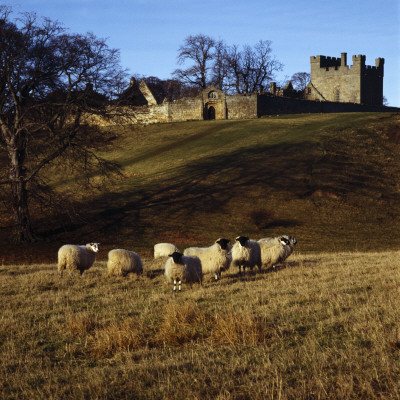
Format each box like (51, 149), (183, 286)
(10, 0), (400, 106)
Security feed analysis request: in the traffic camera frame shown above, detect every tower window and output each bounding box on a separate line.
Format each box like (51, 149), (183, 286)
(208, 91), (217, 99)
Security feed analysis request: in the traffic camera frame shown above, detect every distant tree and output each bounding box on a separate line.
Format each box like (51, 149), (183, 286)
(0, 7), (127, 242)
(290, 72), (311, 91)
(224, 40), (283, 94)
(173, 34), (216, 89)
(211, 40), (229, 90)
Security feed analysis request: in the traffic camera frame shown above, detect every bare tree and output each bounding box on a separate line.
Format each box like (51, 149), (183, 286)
(290, 72), (311, 91)
(173, 34), (216, 89)
(211, 40), (229, 90)
(0, 7), (127, 242)
(224, 44), (243, 94)
(224, 40), (283, 94)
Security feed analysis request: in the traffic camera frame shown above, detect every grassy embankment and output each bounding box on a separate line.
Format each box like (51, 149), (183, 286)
(1, 112), (399, 263)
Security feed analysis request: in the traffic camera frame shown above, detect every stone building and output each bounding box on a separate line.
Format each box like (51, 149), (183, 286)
(106, 52), (389, 126)
(304, 52), (384, 106)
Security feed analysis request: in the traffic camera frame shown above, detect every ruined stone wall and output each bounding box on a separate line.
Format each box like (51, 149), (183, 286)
(226, 94), (258, 119)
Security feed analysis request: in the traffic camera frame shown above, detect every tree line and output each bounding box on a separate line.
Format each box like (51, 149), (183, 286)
(137, 35), (309, 100)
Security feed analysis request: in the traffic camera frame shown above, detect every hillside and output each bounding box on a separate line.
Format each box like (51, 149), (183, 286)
(1, 112), (400, 263)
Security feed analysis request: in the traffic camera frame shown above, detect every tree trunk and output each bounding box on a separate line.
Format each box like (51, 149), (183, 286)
(10, 179), (35, 243)
(8, 139), (36, 243)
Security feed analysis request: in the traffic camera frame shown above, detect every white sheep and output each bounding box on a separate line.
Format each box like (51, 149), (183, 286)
(57, 243), (100, 277)
(258, 235), (297, 264)
(164, 251), (203, 292)
(231, 236), (262, 274)
(183, 238), (232, 281)
(279, 236), (297, 263)
(258, 236), (290, 269)
(106, 249), (143, 277)
(154, 243), (179, 259)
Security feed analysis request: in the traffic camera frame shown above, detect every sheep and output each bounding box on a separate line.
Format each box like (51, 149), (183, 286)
(183, 238), (232, 281)
(231, 236), (262, 274)
(106, 249), (143, 277)
(164, 251), (202, 292)
(258, 236), (290, 269)
(279, 236), (297, 263)
(154, 243), (179, 259)
(57, 243), (100, 277)
(258, 235), (297, 264)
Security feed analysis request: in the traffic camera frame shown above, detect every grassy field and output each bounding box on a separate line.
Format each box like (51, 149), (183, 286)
(1, 112), (399, 264)
(1, 112), (400, 398)
(0, 251), (399, 399)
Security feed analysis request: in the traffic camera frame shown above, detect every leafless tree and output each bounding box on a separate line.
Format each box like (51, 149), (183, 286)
(290, 72), (311, 91)
(224, 40), (283, 94)
(0, 7), (128, 242)
(211, 40), (229, 90)
(173, 34), (216, 89)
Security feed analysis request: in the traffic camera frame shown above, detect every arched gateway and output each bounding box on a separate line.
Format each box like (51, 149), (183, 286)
(207, 106), (216, 120)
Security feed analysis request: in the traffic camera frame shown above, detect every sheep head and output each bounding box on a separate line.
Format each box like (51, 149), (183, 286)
(235, 236), (249, 246)
(216, 238), (230, 250)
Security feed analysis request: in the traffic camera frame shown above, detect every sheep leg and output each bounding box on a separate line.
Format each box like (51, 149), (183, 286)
(173, 280), (177, 292)
(178, 280), (182, 292)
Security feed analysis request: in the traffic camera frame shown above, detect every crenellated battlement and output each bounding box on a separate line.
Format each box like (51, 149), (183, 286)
(306, 52), (384, 106)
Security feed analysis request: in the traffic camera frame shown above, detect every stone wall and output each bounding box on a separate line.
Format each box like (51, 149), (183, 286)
(257, 94), (398, 115)
(226, 94), (258, 119)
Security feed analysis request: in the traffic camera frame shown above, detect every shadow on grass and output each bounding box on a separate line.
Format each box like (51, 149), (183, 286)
(32, 128), (400, 253)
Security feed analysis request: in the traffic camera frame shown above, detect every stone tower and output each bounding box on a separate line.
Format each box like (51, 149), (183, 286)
(305, 52), (384, 106)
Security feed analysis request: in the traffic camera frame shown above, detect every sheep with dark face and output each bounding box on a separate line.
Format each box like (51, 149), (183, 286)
(184, 238), (232, 281)
(258, 236), (290, 269)
(231, 236), (262, 274)
(57, 243), (100, 277)
(164, 251), (203, 292)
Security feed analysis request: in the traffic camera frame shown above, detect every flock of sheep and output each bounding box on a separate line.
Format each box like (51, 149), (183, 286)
(57, 235), (297, 291)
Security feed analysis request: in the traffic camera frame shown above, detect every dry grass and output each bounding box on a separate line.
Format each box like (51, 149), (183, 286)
(0, 250), (399, 399)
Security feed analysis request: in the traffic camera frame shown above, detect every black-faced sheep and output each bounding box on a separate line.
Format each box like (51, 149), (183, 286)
(164, 251), (202, 292)
(183, 238), (232, 281)
(231, 236), (262, 274)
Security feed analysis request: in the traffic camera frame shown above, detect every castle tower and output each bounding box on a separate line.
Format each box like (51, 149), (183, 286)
(305, 53), (384, 106)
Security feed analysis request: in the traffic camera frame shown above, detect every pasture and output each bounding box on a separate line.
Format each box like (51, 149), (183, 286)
(1, 112), (400, 263)
(1, 251), (399, 399)
(0, 112), (400, 398)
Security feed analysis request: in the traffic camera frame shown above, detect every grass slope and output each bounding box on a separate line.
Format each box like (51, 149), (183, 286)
(1, 112), (400, 263)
